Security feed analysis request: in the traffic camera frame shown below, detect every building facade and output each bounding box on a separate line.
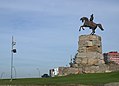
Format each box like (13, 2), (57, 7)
(103, 51), (119, 64)
(49, 68), (59, 77)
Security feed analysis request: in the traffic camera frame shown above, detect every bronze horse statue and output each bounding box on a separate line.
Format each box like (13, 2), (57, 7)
(79, 14), (104, 35)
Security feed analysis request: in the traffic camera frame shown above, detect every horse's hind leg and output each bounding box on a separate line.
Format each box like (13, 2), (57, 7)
(90, 32), (93, 35)
(91, 29), (95, 35)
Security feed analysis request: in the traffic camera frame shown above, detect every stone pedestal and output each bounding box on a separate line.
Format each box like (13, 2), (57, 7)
(73, 34), (104, 67)
(57, 34), (119, 76)
(71, 34), (106, 73)
(78, 34), (102, 54)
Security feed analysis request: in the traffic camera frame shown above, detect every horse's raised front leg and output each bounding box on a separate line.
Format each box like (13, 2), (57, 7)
(79, 26), (82, 31)
(79, 26), (85, 31)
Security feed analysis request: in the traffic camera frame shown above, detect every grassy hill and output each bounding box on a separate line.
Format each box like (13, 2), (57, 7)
(0, 71), (119, 85)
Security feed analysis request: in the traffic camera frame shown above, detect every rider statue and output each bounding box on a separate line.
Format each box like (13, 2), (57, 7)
(79, 14), (104, 35)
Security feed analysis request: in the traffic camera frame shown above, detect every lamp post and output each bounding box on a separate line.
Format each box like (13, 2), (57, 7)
(10, 36), (16, 81)
(36, 68), (40, 78)
(1, 72), (5, 79)
(13, 66), (17, 79)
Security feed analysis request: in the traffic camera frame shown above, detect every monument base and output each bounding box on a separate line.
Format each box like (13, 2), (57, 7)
(58, 63), (119, 76)
(72, 34), (104, 67)
(68, 34), (119, 74)
(51, 34), (119, 76)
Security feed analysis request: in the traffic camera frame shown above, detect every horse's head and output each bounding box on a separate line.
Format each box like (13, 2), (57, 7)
(80, 18), (84, 22)
(80, 17), (89, 22)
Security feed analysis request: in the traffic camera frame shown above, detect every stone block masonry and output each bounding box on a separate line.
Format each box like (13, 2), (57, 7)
(50, 34), (119, 76)
(73, 34), (105, 68)
(78, 34), (102, 53)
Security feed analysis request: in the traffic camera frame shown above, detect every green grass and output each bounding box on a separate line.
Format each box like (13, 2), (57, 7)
(0, 71), (119, 85)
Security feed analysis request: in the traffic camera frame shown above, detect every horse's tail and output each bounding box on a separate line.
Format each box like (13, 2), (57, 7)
(97, 24), (104, 31)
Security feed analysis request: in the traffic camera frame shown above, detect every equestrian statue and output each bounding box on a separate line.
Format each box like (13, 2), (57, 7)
(79, 14), (104, 35)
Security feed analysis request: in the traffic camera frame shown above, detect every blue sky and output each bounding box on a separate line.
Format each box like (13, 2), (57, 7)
(0, 0), (119, 78)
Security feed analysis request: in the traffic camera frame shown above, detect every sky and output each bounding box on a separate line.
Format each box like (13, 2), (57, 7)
(0, 0), (119, 78)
